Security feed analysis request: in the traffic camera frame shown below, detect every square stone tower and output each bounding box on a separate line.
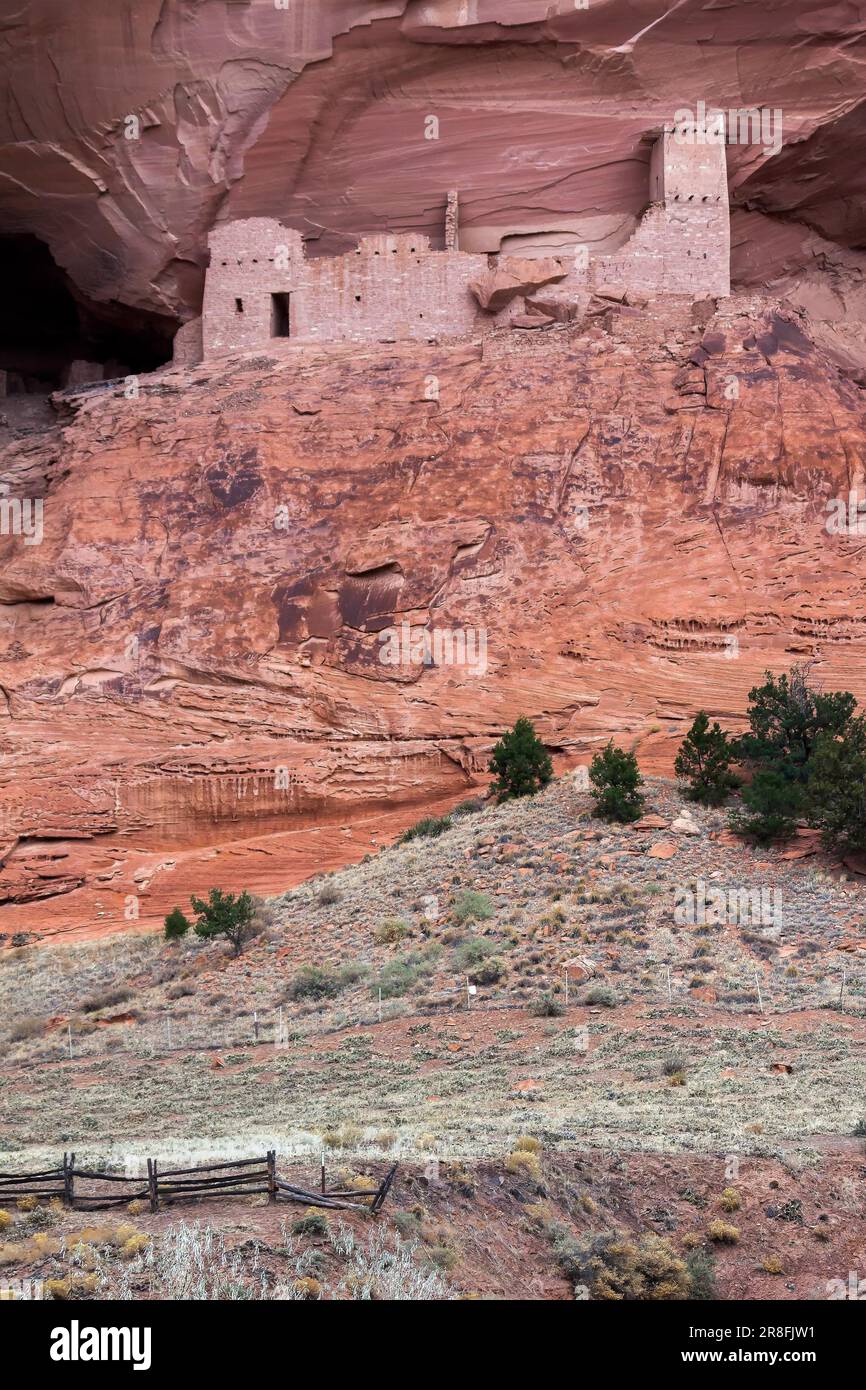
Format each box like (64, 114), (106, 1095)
(650, 123), (729, 209)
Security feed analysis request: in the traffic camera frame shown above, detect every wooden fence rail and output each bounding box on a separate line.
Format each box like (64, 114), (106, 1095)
(0, 1151), (398, 1216)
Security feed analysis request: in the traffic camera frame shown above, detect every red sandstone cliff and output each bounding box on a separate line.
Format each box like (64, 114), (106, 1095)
(1, 294), (865, 936)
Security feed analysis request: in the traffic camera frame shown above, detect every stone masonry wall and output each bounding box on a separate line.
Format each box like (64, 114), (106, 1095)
(294, 233), (487, 344)
(590, 202), (729, 298)
(200, 219), (487, 358)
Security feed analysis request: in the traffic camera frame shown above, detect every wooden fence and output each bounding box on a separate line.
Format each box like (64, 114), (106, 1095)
(0, 1152), (397, 1215)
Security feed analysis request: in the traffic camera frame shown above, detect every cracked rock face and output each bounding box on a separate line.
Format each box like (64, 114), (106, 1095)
(1, 296), (865, 934)
(2, 0), (866, 354)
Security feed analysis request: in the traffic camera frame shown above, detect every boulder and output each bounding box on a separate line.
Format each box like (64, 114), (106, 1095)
(671, 815), (701, 835)
(470, 256), (566, 312)
(525, 290), (587, 323)
(648, 841), (678, 859)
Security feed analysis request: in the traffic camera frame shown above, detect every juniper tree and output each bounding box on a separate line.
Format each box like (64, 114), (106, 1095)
(163, 906), (190, 941)
(488, 717), (553, 799)
(807, 717), (866, 854)
(736, 664), (855, 782)
(589, 741), (645, 823)
(190, 888), (256, 956)
(674, 712), (738, 805)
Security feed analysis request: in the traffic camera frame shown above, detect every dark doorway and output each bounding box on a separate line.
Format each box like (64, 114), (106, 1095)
(270, 292), (290, 337)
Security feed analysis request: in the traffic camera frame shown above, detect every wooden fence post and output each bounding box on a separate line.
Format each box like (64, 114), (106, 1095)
(63, 1151), (75, 1208)
(147, 1158), (159, 1214)
(267, 1150), (276, 1204)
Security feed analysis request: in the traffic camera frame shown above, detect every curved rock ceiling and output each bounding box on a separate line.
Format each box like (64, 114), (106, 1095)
(1, 0), (865, 332)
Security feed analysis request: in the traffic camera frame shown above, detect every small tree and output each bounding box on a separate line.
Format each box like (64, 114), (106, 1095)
(190, 888), (256, 957)
(488, 717), (553, 799)
(736, 664), (856, 782)
(589, 741), (645, 823)
(674, 712), (738, 805)
(808, 717), (866, 855)
(728, 770), (803, 844)
(164, 906), (190, 941)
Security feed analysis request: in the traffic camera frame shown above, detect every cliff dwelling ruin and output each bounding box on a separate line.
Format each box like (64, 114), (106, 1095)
(178, 124), (729, 366)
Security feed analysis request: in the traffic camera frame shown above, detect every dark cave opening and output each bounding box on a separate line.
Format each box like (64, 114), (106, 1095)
(0, 233), (175, 392)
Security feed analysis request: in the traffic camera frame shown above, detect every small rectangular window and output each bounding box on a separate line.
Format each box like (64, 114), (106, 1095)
(235, 297), (244, 313)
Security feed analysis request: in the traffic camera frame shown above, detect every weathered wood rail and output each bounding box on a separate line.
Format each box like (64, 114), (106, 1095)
(0, 1152), (397, 1215)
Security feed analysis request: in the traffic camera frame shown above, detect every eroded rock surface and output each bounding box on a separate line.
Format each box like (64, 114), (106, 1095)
(1, 294), (865, 935)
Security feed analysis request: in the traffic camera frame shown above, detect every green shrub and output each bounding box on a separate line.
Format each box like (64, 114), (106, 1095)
(398, 815), (452, 844)
(529, 992), (565, 1017)
(454, 937), (497, 969)
(292, 1210), (329, 1237)
(374, 919), (410, 945)
(393, 1211), (422, 1238)
(488, 717), (553, 800)
(589, 742), (645, 823)
(427, 1245), (459, 1271)
(584, 984), (617, 1008)
(685, 1247), (718, 1300)
(285, 965), (342, 1001)
(374, 947), (439, 999)
(468, 957), (507, 986)
(452, 890), (495, 925)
